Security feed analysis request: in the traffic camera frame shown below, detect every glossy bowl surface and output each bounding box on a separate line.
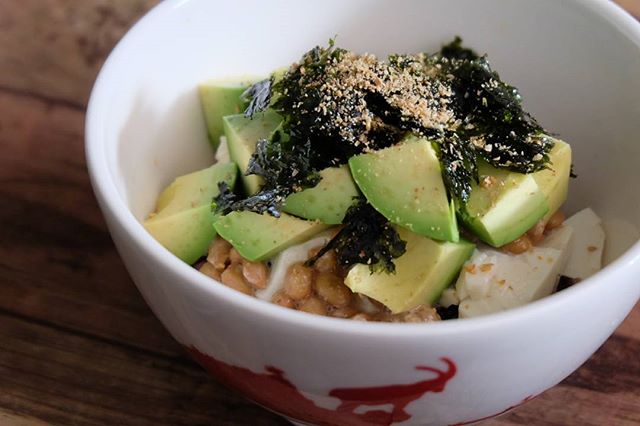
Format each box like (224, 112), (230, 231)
(86, 1), (640, 424)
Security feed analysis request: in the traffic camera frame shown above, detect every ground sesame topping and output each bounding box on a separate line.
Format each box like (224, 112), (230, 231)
(281, 50), (457, 152)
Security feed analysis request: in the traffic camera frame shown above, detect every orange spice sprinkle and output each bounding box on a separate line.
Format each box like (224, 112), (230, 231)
(479, 263), (494, 272)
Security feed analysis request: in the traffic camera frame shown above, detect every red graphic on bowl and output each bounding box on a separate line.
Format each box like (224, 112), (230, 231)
(188, 346), (456, 426)
(330, 360), (457, 423)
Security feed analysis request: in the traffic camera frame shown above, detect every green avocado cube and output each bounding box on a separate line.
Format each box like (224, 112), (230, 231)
(199, 77), (260, 148)
(213, 211), (329, 261)
(144, 162), (237, 264)
(532, 138), (572, 222)
(345, 227), (475, 313)
(283, 165), (360, 224)
(349, 135), (459, 242)
(222, 110), (283, 195)
(460, 160), (549, 247)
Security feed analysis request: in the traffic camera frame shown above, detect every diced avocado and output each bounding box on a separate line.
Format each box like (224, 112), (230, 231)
(345, 227), (475, 313)
(144, 206), (218, 265)
(144, 162), (238, 263)
(213, 212), (329, 261)
(532, 138), (572, 221)
(223, 110), (282, 195)
(199, 77), (260, 148)
(349, 135), (459, 242)
(460, 160), (549, 247)
(154, 162), (238, 217)
(282, 166), (359, 224)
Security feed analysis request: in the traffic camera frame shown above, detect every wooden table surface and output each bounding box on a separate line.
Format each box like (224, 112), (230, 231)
(1, 1), (638, 425)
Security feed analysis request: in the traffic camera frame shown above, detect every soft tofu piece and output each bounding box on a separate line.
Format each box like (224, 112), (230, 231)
(562, 208), (605, 280)
(453, 226), (573, 318)
(256, 233), (332, 302)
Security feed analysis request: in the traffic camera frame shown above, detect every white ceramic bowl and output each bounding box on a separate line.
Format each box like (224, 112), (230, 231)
(86, 1), (640, 424)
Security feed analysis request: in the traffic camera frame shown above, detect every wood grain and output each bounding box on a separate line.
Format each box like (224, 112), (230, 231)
(0, 313), (286, 426)
(0, 0), (156, 107)
(616, 0), (640, 19)
(0, 1), (637, 425)
(0, 90), (182, 358)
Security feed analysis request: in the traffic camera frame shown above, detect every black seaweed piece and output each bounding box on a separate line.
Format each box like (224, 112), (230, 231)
(213, 181), (241, 213)
(436, 304), (459, 320)
(272, 40), (409, 169)
(556, 275), (580, 292)
(242, 78), (273, 118)
(214, 134), (321, 217)
(439, 36), (480, 61)
(271, 41), (360, 168)
(305, 198), (407, 274)
(432, 132), (478, 203)
(364, 92), (425, 135)
(214, 181), (286, 217)
(271, 40), (344, 125)
(428, 48), (554, 174)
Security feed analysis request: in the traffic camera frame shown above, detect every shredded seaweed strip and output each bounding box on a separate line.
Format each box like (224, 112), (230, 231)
(242, 77), (273, 118)
(429, 37), (554, 175)
(214, 131), (320, 217)
(305, 198), (407, 273)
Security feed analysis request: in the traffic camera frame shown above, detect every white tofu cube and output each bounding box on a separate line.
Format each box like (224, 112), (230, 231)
(562, 208), (605, 280)
(453, 226), (573, 318)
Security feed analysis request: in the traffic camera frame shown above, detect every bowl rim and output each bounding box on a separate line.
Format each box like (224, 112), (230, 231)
(86, 0), (640, 337)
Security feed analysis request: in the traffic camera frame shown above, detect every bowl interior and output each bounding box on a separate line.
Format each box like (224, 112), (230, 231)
(96, 0), (640, 267)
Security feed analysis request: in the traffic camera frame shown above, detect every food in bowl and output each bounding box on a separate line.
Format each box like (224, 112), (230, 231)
(88, 1), (640, 423)
(143, 38), (605, 322)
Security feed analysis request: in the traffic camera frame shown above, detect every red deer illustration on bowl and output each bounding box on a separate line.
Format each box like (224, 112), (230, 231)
(329, 358), (457, 423)
(188, 346), (457, 426)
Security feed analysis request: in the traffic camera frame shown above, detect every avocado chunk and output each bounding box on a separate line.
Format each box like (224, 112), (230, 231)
(222, 110), (282, 195)
(532, 138), (572, 221)
(345, 227), (475, 313)
(144, 162), (238, 263)
(349, 135), (459, 242)
(144, 206), (219, 265)
(460, 160), (549, 247)
(213, 212), (329, 261)
(154, 162), (237, 217)
(282, 165), (359, 224)
(199, 78), (260, 148)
